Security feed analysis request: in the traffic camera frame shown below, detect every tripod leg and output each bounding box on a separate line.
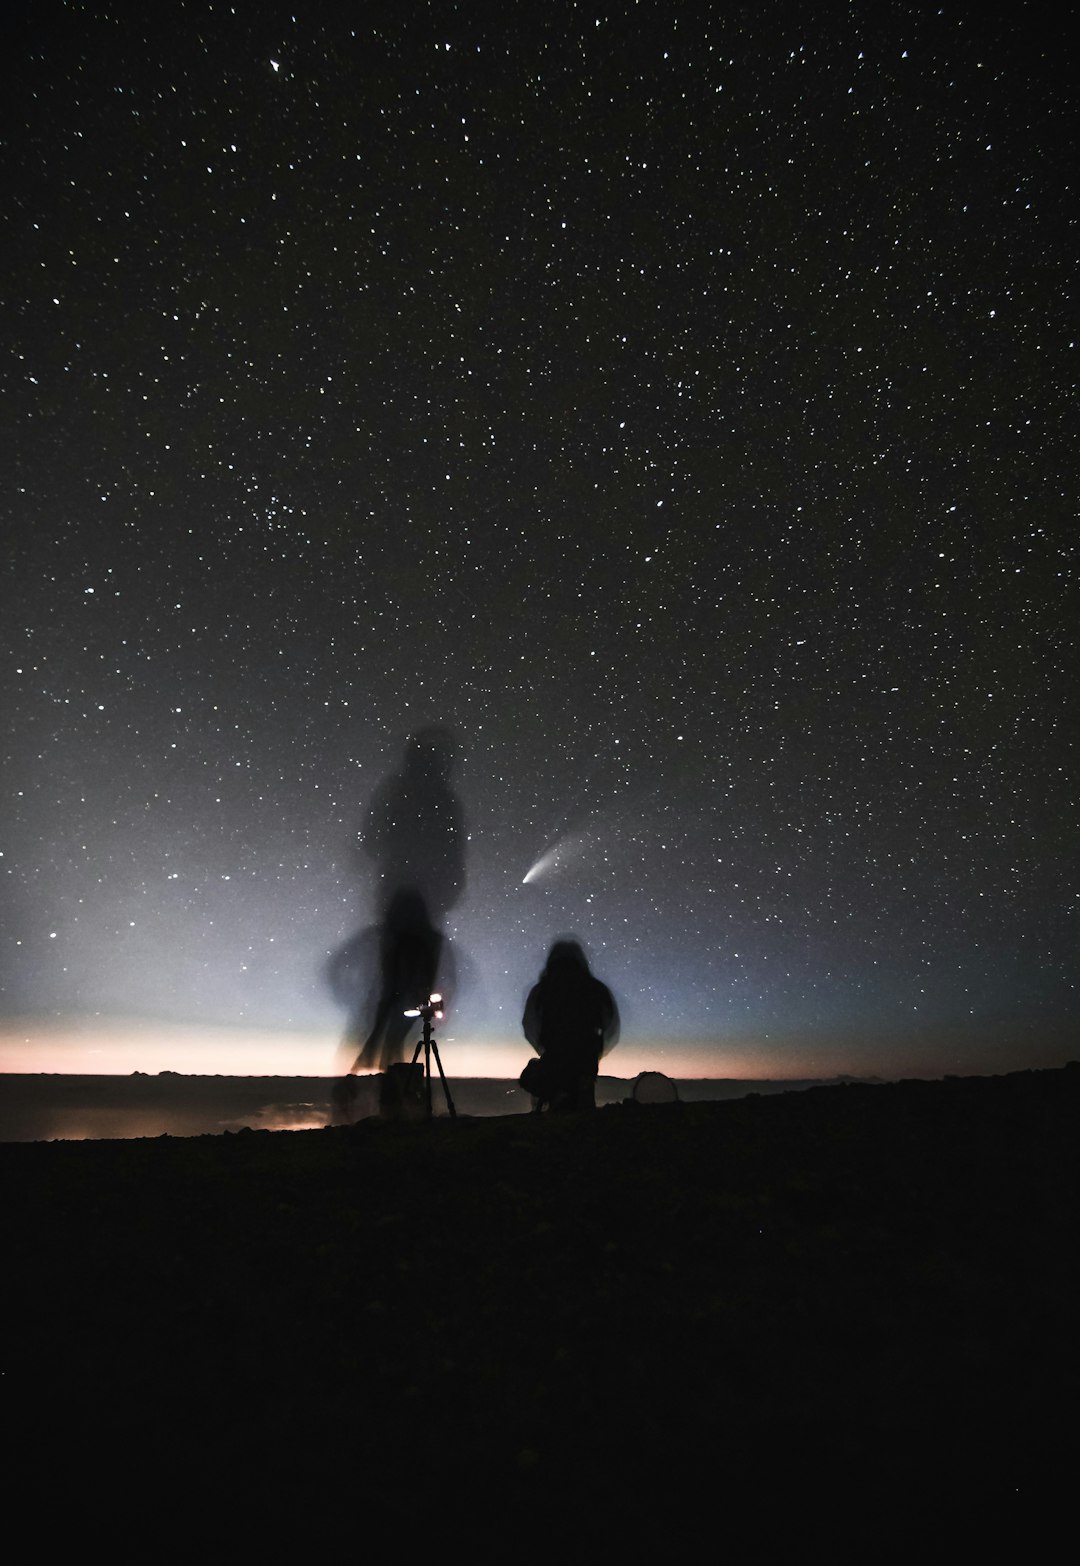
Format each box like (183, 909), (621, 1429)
(429, 1038), (457, 1118)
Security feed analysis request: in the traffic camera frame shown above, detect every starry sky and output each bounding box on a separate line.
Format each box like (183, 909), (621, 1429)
(4, 1), (1077, 1079)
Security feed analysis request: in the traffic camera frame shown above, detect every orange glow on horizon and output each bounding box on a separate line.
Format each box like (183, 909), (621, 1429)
(8, 1013), (1056, 1083)
(0, 1015), (822, 1080)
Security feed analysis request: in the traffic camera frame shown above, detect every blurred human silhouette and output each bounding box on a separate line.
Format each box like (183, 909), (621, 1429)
(361, 726), (465, 925)
(347, 888), (445, 1071)
(328, 728), (467, 1118)
(521, 939), (619, 1112)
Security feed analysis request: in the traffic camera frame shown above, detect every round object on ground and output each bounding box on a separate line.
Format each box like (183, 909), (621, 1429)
(632, 1071), (679, 1105)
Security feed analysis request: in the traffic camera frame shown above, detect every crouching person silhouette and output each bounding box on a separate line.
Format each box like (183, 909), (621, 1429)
(521, 939), (619, 1112)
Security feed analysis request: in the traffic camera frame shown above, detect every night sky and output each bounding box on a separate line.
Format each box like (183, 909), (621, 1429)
(5, 2), (1077, 1079)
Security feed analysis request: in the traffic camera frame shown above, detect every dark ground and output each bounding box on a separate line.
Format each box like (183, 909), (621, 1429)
(4, 1067), (1077, 1546)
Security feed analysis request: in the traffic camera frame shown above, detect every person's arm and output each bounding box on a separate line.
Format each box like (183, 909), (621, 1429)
(600, 984), (620, 1052)
(522, 986), (543, 1052)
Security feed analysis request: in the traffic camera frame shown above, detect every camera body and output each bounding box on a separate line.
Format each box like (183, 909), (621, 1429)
(404, 992), (443, 1024)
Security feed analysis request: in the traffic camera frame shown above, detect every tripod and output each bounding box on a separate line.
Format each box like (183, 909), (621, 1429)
(406, 996), (457, 1119)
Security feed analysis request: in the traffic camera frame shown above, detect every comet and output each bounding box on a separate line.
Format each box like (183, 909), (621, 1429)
(522, 831), (591, 884)
(522, 846), (561, 884)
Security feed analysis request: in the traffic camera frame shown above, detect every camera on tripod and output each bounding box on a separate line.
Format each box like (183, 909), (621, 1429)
(387, 992), (455, 1119)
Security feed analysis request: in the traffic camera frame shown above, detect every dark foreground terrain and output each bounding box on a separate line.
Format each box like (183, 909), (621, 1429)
(4, 1067), (1077, 1546)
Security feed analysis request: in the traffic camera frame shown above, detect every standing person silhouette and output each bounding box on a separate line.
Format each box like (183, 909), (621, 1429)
(521, 939), (619, 1112)
(362, 726), (465, 928)
(329, 728), (466, 1116)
